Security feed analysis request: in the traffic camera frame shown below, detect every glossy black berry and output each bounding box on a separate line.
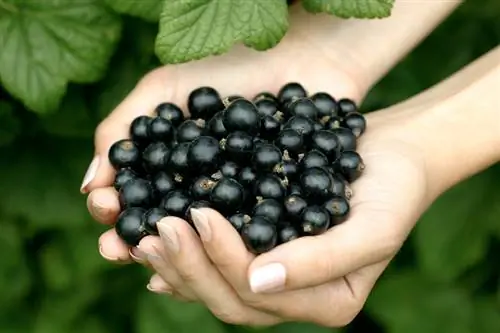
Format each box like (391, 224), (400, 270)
(142, 142), (170, 173)
(188, 86), (225, 120)
(224, 131), (254, 162)
(152, 171), (176, 197)
(313, 122), (324, 132)
(223, 99), (261, 134)
(273, 159), (299, 180)
(343, 112), (367, 137)
(220, 160), (240, 178)
(185, 201), (212, 224)
(300, 205), (330, 235)
(311, 130), (341, 162)
(284, 115), (315, 141)
(337, 98), (357, 117)
(288, 183), (303, 196)
(143, 207), (168, 235)
(130, 116), (152, 146)
(330, 173), (352, 199)
(274, 128), (304, 156)
(148, 117), (174, 143)
(252, 143), (282, 172)
(223, 95), (244, 106)
(119, 178), (154, 209)
(255, 98), (279, 117)
(227, 213), (250, 232)
(187, 136), (221, 174)
(310, 92), (338, 118)
(277, 82), (307, 106)
(253, 199), (283, 225)
(286, 98), (318, 119)
(283, 194), (307, 222)
(109, 139), (141, 170)
(329, 127), (357, 151)
(261, 115), (282, 140)
(177, 119), (205, 143)
(300, 167), (333, 199)
(299, 149), (329, 170)
(167, 142), (190, 173)
(241, 216), (277, 254)
(238, 167), (258, 186)
(278, 225), (299, 244)
(210, 178), (245, 214)
(335, 151), (365, 182)
(156, 102), (184, 127)
(253, 92), (277, 103)
(160, 190), (192, 217)
(254, 174), (286, 200)
(206, 111), (228, 139)
(323, 196), (350, 225)
(115, 208), (147, 246)
(114, 168), (138, 191)
(190, 175), (217, 200)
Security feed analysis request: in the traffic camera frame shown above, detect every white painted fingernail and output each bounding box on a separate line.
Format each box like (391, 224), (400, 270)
(157, 221), (180, 253)
(249, 263), (287, 293)
(147, 275), (172, 294)
(80, 156), (100, 193)
(190, 209), (211, 242)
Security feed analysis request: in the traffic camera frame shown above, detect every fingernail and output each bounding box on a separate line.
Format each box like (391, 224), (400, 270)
(130, 247), (148, 262)
(147, 275), (172, 294)
(80, 156), (100, 193)
(190, 209), (211, 242)
(157, 221), (180, 254)
(249, 263), (287, 294)
(98, 244), (130, 264)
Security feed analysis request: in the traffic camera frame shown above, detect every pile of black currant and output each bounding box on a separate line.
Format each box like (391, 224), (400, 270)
(109, 82), (367, 255)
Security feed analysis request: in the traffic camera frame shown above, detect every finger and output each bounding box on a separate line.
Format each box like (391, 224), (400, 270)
(147, 273), (173, 294)
(87, 187), (120, 225)
(156, 216), (281, 326)
(98, 228), (132, 264)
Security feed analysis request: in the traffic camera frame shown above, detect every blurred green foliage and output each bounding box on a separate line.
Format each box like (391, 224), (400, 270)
(0, 1), (499, 333)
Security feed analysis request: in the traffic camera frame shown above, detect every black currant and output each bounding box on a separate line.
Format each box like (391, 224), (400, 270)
(330, 173), (352, 199)
(311, 130), (341, 162)
(227, 213), (251, 232)
(299, 149), (329, 170)
(219, 160), (240, 178)
(337, 98), (357, 117)
(284, 115), (315, 141)
(254, 174), (286, 200)
(185, 200), (212, 224)
(273, 159), (299, 181)
(223, 95), (244, 106)
(255, 98), (279, 117)
(329, 127), (357, 151)
(210, 178), (245, 214)
(160, 190), (192, 217)
(286, 98), (318, 119)
(156, 102), (185, 127)
(113, 168), (138, 191)
(300, 205), (330, 235)
(252, 143), (282, 172)
(115, 208), (147, 246)
(143, 207), (168, 235)
(206, 111), (228, 139)
(277, 82), (307, 107)
(188, 86), (225, 120)
(253, 92), (277, 103)
(119, 178), (154, 209)
(324, 116), (342, 130)
(187, 136), (221, 174)
(300, 167), (334, 199)
(224, 131), (254, 162)
(130, 115), (152, 146)
(152, 171), (176, 197)
(335, 151), (365, 182)
(241, 216), (277, 254)
(323, 196), (350, 225)
(278, 224), (299, 244)
(177, 119), (205, 143)
(167, 142), (190, 173)
(343, 112), (367, 137)
(274, 128), (304, 157)
(190, 175), (217, 200)
(313, 121), (324, 132)
(142, 142), (170, 173)
(148, 116), (175, 143)
(108, 139), (141, 170)
(252, 198), (283, 225)
(238, 167), (258, 186)
(310, 92), (338, 118)
(260, 115), (281, 140)
(288, 183), (303, 196)
(223, 99), (261, 134)
(283, 194), (308, 222)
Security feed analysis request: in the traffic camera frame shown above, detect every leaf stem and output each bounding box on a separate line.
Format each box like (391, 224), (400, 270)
(0, 0), (18, 13)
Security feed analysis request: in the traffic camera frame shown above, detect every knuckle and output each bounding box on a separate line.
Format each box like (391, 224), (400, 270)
(209, 307), (250, 325)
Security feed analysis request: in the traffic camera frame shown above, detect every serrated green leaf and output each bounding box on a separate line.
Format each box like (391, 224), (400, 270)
(0, 100), (20, 146)
(155, 0), (289, 64)
(414, 167), (500, 282)
(302, 0), (394, 19)
(0, 0), (122, 114)
(104, 0), (163, 22)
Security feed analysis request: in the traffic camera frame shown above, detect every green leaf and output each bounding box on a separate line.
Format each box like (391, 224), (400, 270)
(104, 0), (163, 22)
(155, 0), (289, 64)
(302, 0), (394, 19)
(0, 100), (20, 146)
(366, 269), (475, 333)
(0, 0), (122, 114)
(414, 167), (500, 282)
(473, 297), (500, 333)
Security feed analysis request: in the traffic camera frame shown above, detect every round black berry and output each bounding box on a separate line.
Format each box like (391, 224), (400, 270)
(300, 206), (330, 235)
(313, 121), (324, 132)
(187, 136), (221, 174)
(114, 168), (138, 191)
(273, 159), (299, 181)
(241, 216), (277, 254)
(274, 128), (304, 157)
(284, 116), (315, 141)
(160, 190), (192, 217)
(252, 143), (282, 172)
(286, 98), (318, 119)
(148, 117), (174, 143)
(323, 196), (350, 225)
(283, 194), (307, 222)
(311, 130), (341, 162)
(278, 224), (299, 244)
(252, 199), (283, 225)
(324, 116), (342, 130)
(188, 86), (225, 120)
(219, 160), (240, 178)
(299, 149), (329, 170)
(152, 171), (176, 197)
(238, 167), (258, 186)
(156, 102), (185, 127)
(310, 92), (338, 118)
(227, 213), (251, 232)
(177, 119), (205, 143)
(190, 175), (217, 200)
(329, 127), (357, 151)
(255, 98), (279, 117)
(330, 173), (352, 199)
(167, 142), (190, 173)
(223, 99), (261, 134)
(119, 178), (154, 209)
(143, 207), (168, 235)
(254, 174), (286, 200)
(142, 142), (170, 173)
(343, 112), (367, 137)
(253, 92), (277, 103)
(277, 82), (307, 106)
(260, 115), (281, 140)
(337, 98), (357, 117)
(335, 151), (365, 182)
(109, 139), (141, 170)
(210, 178), (245, 214)
(130, 116), (152, 146)
(288, 183), (303, 196)
(223, 95), (244, 107)
(300, 167), (333, 199)
(224, 131), (254, 162)
(115, 208), (147, 246)
(206, 111), (228, 139)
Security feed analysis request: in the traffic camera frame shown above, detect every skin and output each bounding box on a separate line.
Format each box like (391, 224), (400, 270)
(81, 1), (500, 328)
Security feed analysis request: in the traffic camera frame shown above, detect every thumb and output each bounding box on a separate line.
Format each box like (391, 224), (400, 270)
(247, 206), (402, 294)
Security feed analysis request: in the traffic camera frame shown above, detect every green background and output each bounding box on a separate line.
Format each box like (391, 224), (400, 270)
(0, 1), (499, 332)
